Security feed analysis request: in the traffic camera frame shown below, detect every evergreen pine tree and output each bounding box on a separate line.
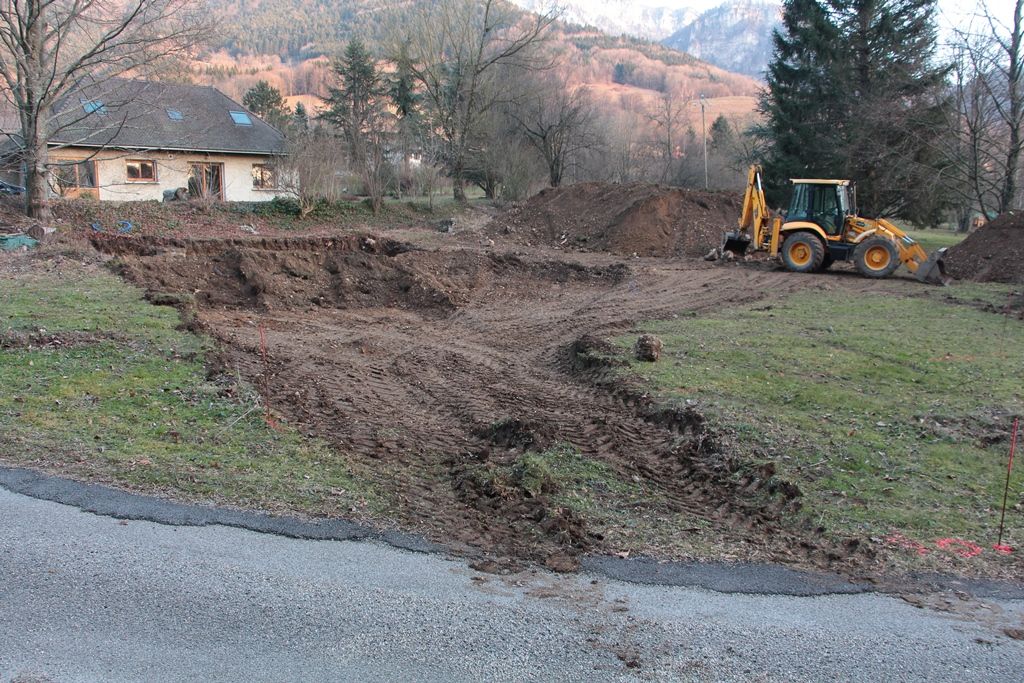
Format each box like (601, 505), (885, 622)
(759, 0), (843, 206)
(389, 43), (422, 193)
(828, 0), (950, 221)
(709, 114), (733, 150)
(760, 0), (950, 221)
(293, 102), (309, 131)
(323, 39), (392, 213)
(324, 39), (381, 143)
(242, 80), (290, 130)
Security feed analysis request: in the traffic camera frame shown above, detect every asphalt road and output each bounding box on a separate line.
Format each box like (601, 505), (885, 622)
(2, 487), (1023, 682)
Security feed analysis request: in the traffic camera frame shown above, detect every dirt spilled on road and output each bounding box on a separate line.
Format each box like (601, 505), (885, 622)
(94, 232), (867, 570)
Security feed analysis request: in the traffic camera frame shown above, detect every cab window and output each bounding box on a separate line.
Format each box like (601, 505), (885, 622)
(788, 184), (842, 235)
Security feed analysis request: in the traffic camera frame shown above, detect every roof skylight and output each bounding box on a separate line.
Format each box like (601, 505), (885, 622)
(229, 111), (253, 126)
(81, 99), (107, 115)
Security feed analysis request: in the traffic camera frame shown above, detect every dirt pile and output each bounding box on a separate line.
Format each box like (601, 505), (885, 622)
(488, 183), (740, 258)
(945, 212), (1024, 283)
(93, 233), (628, 314)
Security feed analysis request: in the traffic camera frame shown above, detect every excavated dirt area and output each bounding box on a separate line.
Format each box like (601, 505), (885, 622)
(93, 230), (906, 571)
(487, 182), (740, 257)
(946, 212), (1024, 284)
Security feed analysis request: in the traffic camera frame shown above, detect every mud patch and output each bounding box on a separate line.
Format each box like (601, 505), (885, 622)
(94, 232), (876, 570)
(452, 454), (593, 553)
(0, 329), (124, 349)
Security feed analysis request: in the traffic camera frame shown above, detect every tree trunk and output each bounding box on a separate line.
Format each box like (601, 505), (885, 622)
(452, 158), (467, 201)
(1001, 2), (1023, 212)
(23, 132), (51, 222)
(549, 153), (562, 187)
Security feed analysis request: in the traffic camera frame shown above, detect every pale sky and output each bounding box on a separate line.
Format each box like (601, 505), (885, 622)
(938, 0), (1018, 27)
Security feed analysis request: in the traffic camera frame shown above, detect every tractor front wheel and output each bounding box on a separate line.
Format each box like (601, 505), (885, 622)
(781, 233), (825, 273)
(853, 236), (900, 278)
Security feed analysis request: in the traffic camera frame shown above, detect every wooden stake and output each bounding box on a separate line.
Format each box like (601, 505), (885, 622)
(996, 417), (1019, 550)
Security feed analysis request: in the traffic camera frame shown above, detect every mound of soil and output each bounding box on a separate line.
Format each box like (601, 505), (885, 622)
(92, 233), (628, 314)
(488, 183), (740, 257)
(945, 212), (1024, 283)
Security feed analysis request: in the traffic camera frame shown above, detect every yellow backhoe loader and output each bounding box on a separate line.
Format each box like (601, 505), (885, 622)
(722, 165), (948, 284)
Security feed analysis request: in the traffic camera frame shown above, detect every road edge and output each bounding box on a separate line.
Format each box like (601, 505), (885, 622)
(3, 464), (1021, 599)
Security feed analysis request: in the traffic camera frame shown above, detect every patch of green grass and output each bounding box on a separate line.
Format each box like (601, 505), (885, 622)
(517, 445), (639, 511)
(470, 446), (716, 554)
(903, 228), (966, 254)
(926, 280), (1022, 311)
(0, 267), (380, 516)
(619, 286), (1024, 555)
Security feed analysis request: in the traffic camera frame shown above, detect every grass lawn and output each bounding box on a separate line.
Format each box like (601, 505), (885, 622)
(619, 283), (1024, 568)
(0, 263), (380, 517)
(902, 228), (966, 254)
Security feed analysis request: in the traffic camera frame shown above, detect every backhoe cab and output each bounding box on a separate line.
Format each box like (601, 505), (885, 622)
(723, 165), (948, 284)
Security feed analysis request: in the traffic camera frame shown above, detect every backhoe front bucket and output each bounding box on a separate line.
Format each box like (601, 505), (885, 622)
(914, 247), (949, 285)
(722, 230), (751, 256)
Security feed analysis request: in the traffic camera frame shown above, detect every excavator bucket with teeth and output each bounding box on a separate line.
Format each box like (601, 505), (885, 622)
(722, 230), (751, 256)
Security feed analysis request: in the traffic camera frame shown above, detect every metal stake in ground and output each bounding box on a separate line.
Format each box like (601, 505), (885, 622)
(995, 416), (1020, 552)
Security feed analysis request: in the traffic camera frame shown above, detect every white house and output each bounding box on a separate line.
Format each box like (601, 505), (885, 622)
(3, 78), (289, 202)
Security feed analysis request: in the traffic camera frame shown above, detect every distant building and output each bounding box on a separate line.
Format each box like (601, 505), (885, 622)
(1, 78), (288, 202)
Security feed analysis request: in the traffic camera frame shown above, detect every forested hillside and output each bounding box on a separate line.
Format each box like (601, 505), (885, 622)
(200, 0), (759, 104)
(207, 0), (409, 58)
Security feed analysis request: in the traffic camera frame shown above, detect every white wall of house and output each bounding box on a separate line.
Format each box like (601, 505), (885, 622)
(49, 147), (286, 202)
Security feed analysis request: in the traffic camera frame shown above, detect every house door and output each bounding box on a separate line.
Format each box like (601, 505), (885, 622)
(188, 162), (224, 200)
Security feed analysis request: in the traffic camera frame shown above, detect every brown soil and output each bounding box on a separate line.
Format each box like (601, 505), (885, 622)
(487, 182), (740, 257)
(91, 229), (909, 571)
(945, 212), (1024, 283)
(0, 329), (124, 349)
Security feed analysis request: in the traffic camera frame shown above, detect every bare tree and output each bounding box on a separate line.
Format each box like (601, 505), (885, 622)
(597, 109), (656, 183)
(510, 72), (597, 188)
(645, 88), (691, 184)
(398, 0), (559, 201)
(942, 0), (1023, 222)
(464, 101), (544, 200)
(323, 40), (394, 214)
(271, 130), (349, 218)
(0, 0), (207, 219)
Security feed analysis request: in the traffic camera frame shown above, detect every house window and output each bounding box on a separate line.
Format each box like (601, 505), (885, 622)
(167, 109), (183, 121)
(51, 159), (97, 194)
(81, 99), (107, 115)
(252, 164), (276, 189)
(126, 159), (157, 182)
(230, 111), (253, 126)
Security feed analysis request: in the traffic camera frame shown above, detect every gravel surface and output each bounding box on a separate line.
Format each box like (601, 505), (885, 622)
(2, 487), (1023, 682)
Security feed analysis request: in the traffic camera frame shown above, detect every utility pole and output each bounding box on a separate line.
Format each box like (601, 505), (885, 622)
(699, 93), (708, 190)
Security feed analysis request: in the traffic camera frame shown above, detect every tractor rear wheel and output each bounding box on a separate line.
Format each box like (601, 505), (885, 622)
(853, 236), (900, 278)
(781, 233), (825, 273)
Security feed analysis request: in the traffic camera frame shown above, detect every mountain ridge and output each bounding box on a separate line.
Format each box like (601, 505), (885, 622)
(510, 0), (781, 78)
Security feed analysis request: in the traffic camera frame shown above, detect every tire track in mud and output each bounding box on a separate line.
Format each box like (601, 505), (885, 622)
(102, 234), (899, 567)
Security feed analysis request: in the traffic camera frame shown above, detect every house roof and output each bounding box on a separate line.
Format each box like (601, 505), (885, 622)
(46, 78), (286, 156)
